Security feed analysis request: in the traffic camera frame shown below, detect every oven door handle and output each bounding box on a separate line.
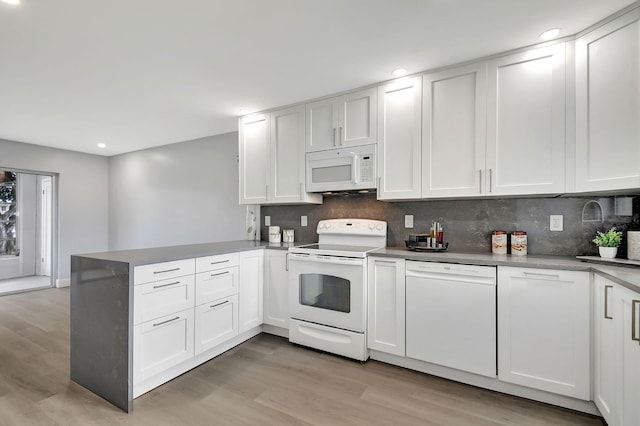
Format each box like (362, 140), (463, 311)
(288, 253), (364, 267)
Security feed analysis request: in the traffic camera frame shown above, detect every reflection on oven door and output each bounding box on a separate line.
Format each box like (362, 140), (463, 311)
(300, 273), (351, 314)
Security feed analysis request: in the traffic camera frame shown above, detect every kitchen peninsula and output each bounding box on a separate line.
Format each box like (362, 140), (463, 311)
(70, 240), (282, 412)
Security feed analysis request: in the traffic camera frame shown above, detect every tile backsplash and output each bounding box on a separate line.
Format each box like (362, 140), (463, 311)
(261, 194), (640, 257)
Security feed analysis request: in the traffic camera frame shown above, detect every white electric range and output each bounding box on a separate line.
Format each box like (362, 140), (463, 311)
(287, 218), (387, 361)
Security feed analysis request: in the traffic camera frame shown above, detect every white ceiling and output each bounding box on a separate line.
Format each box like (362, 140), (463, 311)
(0, 0), (636, 156)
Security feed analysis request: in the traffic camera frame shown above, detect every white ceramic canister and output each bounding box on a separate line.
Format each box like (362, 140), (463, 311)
(628, 231), (640, 261)
(268, 226), (281, 243)
(492, 231), (507, 254)
(511, 231), (527, 256)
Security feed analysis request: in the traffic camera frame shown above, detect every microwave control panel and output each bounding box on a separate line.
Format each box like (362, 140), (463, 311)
(359, 154), (374, 182)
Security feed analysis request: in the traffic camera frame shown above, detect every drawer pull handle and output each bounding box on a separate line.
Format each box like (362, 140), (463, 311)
(210, 300), (229, 309)
(210, 260), (230, 265)
(633, 300), (640, 342)
(604, 285), (613, 320)
(153, 316), (180, 327)
(153, 281), (181, 289)
(153, 267), (180, 275)
(211, 271), (229, 277)
(522, 272), (561, 280)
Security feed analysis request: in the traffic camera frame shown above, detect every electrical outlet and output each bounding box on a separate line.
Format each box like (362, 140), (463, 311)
(550, 215), (563, 231)
(301, 216), (307, 227)
(264, 216), (271, 226)
(405, 215), (414, 228)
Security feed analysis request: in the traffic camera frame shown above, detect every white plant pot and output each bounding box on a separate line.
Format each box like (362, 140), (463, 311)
(598, 247), (618, 259)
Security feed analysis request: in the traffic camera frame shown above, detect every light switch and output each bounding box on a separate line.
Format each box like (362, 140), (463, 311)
(301, 216), (307, 227)
(264, 216), (271, 226)
(550, 215), (563, 231)
(405, 215), (414, 228)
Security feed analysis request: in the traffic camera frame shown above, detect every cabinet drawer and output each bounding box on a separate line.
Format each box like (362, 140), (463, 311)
(133, 309), (194, 385)
(134, 259), (195, 285)
(195, 295), (239, 355)
(195, 266), (239, 306)
(196, 253), (240, 273)
(134, 275), (195, 325)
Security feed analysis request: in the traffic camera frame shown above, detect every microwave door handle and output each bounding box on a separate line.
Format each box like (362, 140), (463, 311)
(352, 154), (358, 184)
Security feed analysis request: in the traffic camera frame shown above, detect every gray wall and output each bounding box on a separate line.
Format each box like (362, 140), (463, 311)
(0, 139), (109, 284)
(108, 132), (246, 250)
(262, 194), (640, 257)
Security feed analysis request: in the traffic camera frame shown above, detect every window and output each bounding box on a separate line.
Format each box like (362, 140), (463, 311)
(0, 171), (18, 256)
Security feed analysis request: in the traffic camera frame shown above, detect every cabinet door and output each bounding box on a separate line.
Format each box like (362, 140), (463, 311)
(195, 266), (239, 306)
(486, 44), (566, 195)
(133, 309), (194, 384)
(239, 113), (269, 204)
(264, 250), (289, 328)
(575, 10), (640, 192)
(338, 88), (377, 148)
(270, 106), (322, 204)
(306, 98), (338, 152)
(593, 276), (620, 426)
(194, 295), (239, 355)
(239, 250), (264, 333)
(422, 63), (487, 197)
(367, 257), (405, 356)
(377, 77), (422, 200)
(620, 285), (640, 426)
(497, 267), (590, 399)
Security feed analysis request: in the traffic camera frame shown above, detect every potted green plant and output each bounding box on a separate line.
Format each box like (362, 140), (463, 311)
(592, 227), (623, 259)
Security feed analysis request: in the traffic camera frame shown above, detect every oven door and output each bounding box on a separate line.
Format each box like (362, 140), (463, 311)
(288, 253), (365, 333)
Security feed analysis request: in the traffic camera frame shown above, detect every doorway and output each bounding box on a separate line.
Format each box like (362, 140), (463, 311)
(0, 170), (54, 295)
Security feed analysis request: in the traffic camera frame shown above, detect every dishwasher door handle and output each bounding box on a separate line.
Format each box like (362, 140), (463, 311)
(406, 271), (495, 285)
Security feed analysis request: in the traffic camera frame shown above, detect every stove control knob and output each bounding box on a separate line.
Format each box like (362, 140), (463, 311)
(368, 223), (375, 231)
(375, 223), (383, 231)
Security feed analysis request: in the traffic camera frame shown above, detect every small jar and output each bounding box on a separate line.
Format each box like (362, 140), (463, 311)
(492, 231), (507, 254)
(511, 231), (527, 256)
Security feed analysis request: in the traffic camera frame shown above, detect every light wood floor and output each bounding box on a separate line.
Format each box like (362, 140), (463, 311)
(0, 288), (604, 425)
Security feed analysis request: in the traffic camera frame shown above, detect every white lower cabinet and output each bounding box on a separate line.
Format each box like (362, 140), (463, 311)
(497, 267), (590, 399)
(264, 250), (289, 329)
(195, 295), (239, 355)
(620, 285), (640, 425)
(594, 275), (640, 426)
(367, 257), (405, 356)
(594, 275), (619, 424)
(133, 309), (195, 384)
(239, 250), (264, 333)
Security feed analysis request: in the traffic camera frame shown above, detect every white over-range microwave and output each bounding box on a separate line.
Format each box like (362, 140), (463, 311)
(305, 144), (376, 192)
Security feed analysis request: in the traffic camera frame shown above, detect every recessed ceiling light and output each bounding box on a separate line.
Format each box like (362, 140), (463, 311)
(97, 143), (107, 149)
(1, 0), (21, 5)
(392, 68), (408, 77)
(539, 28), (561, 41)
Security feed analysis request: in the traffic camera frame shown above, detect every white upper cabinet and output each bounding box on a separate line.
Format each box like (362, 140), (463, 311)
(239, 107), (321, 205)
(486, 44), (566, 195)
(377, 77), (422, 200)
(422, 63), (487, 198)
(239, 113), (269, 204)
(270, 106), (321, 204)
(575, 9), (640, 192)
(305, 88), (377, 152)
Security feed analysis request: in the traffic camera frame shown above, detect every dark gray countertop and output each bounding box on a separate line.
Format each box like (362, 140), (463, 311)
(370, 247), (640, 293)
(73, 241), (640, 293)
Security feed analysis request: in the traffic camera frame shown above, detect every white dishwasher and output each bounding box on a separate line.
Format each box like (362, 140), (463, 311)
(406, 261), (497, 378)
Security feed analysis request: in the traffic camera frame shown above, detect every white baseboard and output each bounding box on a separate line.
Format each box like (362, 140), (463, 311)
(56, 278), (70, 288)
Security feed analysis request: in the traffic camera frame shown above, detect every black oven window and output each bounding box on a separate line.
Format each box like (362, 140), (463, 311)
(299, 273), (350, 313)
